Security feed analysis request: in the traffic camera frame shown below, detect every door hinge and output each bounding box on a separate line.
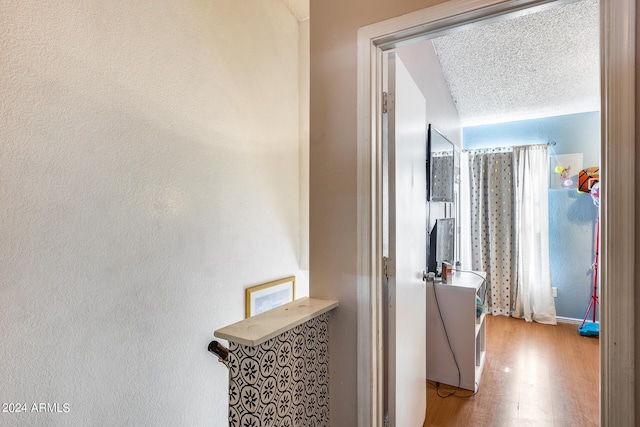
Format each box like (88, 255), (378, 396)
(383, 256), (395, 279)
(382, 91), (388, 114)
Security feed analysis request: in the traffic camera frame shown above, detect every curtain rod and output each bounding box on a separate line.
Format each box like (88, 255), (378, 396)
(462, 141), (556, 153)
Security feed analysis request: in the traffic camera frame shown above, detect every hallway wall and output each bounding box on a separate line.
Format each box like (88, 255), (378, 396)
(0, 1), (304, 425)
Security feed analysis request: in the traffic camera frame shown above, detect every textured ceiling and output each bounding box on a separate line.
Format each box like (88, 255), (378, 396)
(432, 0), (600, 126)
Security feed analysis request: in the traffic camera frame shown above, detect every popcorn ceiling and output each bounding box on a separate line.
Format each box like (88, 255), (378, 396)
(432, 0), (599, 126)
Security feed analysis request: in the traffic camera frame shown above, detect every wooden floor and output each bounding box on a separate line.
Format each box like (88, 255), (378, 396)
(424, 315), (599, 427)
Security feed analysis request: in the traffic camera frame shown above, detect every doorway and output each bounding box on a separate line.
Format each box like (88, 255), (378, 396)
(355, 1), (636, 426)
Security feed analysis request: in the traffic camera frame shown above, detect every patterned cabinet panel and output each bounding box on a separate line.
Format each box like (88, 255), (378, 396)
(227, 313), (330, 427)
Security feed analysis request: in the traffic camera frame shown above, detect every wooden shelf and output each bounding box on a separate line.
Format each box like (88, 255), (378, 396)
(214, 297), (338, 347)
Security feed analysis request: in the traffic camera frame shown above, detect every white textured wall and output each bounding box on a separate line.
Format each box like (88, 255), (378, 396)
(0, 1), (303, 426)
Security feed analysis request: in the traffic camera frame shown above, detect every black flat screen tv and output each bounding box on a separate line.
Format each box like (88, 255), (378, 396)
(427, 217), (455, 274)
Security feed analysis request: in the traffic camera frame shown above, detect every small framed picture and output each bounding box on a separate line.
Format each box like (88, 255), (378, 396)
(245, 276), (296, 318)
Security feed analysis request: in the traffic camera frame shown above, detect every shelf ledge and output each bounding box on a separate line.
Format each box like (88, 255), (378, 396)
(214, 297), (339, 347)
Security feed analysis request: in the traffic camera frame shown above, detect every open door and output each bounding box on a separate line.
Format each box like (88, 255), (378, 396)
(383, 52), (427, 426)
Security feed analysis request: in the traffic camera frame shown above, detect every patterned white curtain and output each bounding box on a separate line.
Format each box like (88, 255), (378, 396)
(466, 145), (556, 324)
(468, 150), (516, 316)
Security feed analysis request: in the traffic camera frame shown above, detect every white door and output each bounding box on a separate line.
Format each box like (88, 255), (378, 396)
(384, 52), (427, 426)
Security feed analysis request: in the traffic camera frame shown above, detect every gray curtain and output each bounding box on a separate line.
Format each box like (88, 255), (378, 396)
(468, 150), (516, 316)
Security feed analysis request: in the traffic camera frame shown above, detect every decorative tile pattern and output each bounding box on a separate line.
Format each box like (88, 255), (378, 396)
(228, 313), (330, 427)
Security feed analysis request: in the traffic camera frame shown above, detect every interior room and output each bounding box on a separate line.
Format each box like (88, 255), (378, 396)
(313, 0), (636, 424)
(393, 0), (601, 424)
(3, 0), (635, 426)
(397, 0), (600, 317)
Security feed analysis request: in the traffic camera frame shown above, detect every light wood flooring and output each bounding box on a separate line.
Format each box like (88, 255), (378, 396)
(424, 314), (599, 427)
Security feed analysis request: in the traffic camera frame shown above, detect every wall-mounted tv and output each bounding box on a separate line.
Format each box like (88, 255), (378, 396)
(427, 124), (455, 202)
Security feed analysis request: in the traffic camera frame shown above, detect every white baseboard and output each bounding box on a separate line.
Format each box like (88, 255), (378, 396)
(556, 316), (598, 325)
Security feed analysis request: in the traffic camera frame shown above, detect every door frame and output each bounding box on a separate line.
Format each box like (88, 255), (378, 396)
(355, 1), (636, 426)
